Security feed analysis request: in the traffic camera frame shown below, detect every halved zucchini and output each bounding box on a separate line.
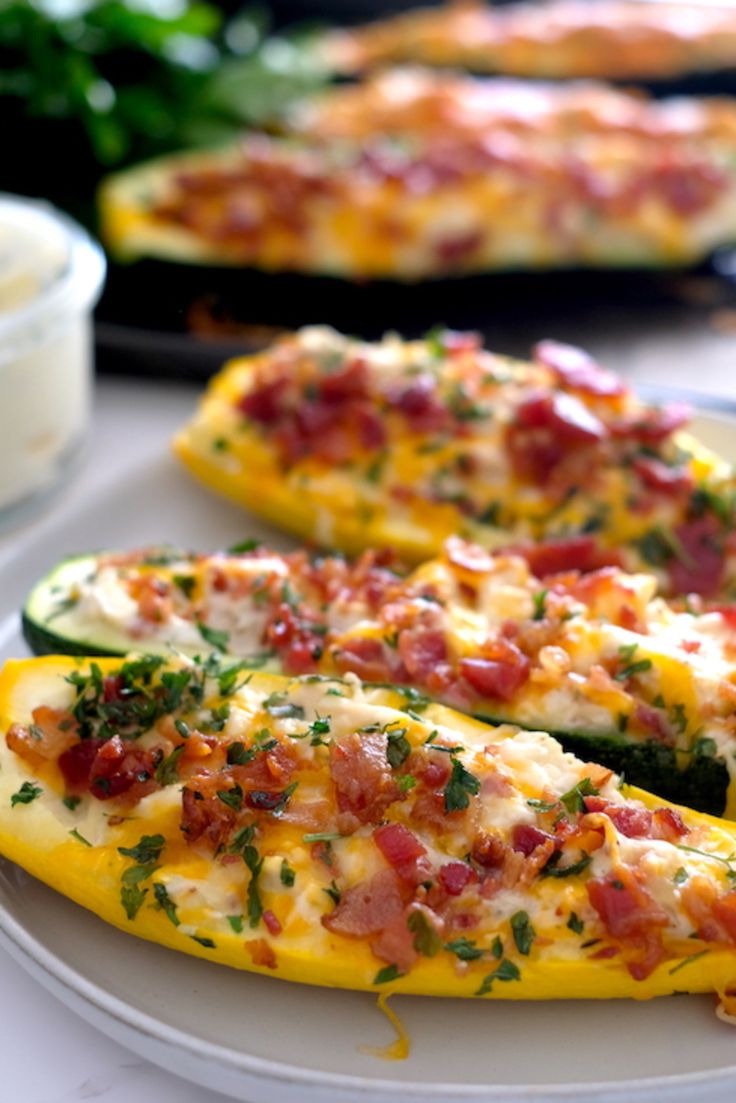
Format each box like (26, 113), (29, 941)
(2, 654), (736, 1008)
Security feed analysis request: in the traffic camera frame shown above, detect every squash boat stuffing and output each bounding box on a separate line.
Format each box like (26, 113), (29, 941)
(174, 326), (736, 593)
(22, 539), (736, 817)
(100, 70), (736, 278)
(323, 0), (736, 82)
(3, 655), (736, 1010)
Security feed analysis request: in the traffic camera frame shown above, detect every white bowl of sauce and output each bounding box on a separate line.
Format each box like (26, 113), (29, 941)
(0, 195), (106, 529)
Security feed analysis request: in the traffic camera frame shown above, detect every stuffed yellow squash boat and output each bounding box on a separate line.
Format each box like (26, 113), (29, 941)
(100, 69), (736, 278)
(20, 540), (736, 817)
(174, 326), (736, 594)
(322, 0), (736, 82)
(3, 654), (736, 1010)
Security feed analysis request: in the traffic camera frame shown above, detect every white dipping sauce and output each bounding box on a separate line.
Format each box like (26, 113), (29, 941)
(0, 196), (105, 521)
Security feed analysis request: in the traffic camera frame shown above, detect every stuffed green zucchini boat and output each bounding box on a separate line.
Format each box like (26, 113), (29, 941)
(22, 540), (736, 817)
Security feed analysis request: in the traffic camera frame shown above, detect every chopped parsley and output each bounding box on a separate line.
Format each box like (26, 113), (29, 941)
(155, 744), (185, 787)
(279, 859), (296, 888)
(227, 741), (255, 766)
(567, 912), (585, 935)
(120, 883), (148, 920)
(69, 828), (92, 847)
(475, 958), (521, 997)
(231, 825), (264, 928)
(323, 880), (341, 906)
(443, 757), (481, 813)
(227, 915), (244, 933)
(510, 911), (536, 956)
(217, 784), (244, 811)
(408, 910), (442, 957)
(196, 622), (230, 653)
(668, 949), (710, 976)
(373, 963), (403, 985)
(117, 834), (165, 864)
(263, 693), (305, 720)
(444, 937), (484, 962)
(615, 644), (653, 682)
(228, 539), (261, 554)
(63, 795), (82, 811)
(531, 589), (548, 621)
(10, 781), (42, 807)
(541, 852), (592, 879)
(386, 727), (411, 769)
(153, 882), (180, 926)
(560, 777), (599, 816)
(190, 934), (216, 949)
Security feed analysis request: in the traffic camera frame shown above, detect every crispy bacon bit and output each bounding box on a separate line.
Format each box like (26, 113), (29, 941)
(471, 830), (507, 869)
(181, 779), (238, 849)
(632, 703), (672, 744)
(398, 626), (447, 679)
(460, 640), (530, 701)
(511, 823), (556, 857)
(371, 907), (420, 971)
(712, 892), (736, 943)
(421, 752), (452, 788)
(445, 536), (495, 574)
(512, 536), (623, 578)
(6, 706), (77, 768)
(374, 823), (431, 884)
(438, 861), (475, 896)
(333, 637), (391, 681)
(515, 390), (607, 443)
(668, 516), (725, 598)
(262, 909), (282, 936)
(587, 868), (668, 979)
(245, 939), (278, 969)
(392, 373), (449, 433)
(58, 736), (159, 803)
(322, 867), (405, 937)
(612, 402), (690, 443)
(632, 457), (693, 497)
(330, 731), (401, 828)
(533, 340), (626, 397)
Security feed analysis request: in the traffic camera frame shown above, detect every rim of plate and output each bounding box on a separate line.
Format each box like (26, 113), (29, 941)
(1, 886), (736, 1102)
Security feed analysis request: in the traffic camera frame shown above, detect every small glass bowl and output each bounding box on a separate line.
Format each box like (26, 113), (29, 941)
(0, 195), (106, 530)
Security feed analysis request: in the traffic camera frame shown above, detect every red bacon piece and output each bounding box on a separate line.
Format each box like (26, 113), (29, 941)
(59, 735), (160, 802)
(514, 390), (607, 444)
(322, 867), (405, 937)
(587, 868), (668, 978)
(398, 627), (447, 680)
(611, 402), (690, 444)
(511, 536), (623, 578)
(373, 823), (429, 885)
(632, 457), (693, 497)
(668, 517), (725, 598)
(533, 340), (626, 397)
(438, 861), (475, 896)
(333, 637), (392, 681)
(460, 640), (530, 701)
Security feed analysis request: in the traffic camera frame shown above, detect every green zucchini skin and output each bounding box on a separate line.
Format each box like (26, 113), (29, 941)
(22, 553), (165, 660)
(476, 714), (729, 819)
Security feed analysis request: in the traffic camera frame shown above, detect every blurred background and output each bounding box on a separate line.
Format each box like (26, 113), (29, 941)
(3, 0), (736, 397)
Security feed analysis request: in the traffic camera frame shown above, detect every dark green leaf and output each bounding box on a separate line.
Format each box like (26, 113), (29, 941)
(443, 757), (481, 813)
(510, 911), (536, 956)
(408, 910), (442, 957)
(444, 937), (484, 962)
(475, 958), (521, 997)
(197, 621), (230, 653)
(153, 882), (180, 925)
(121, 883), (148, 920)
(10, 781), (42, 807)
(118, 834), (165, 864)
(373, 963), (403, 985)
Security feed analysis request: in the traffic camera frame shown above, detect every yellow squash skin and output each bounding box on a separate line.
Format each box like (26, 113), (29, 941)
(2, 656), (736, 1005)
(173, 327), (736, 588)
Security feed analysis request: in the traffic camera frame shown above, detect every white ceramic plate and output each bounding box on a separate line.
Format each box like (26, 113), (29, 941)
(1, 411), (735, 1103)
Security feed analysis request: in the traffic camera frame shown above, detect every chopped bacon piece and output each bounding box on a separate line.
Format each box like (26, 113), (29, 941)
(319, 358), (370, 403)
(652, 806), (688, 842)
(511, 823), (557, 857)
(371, 906), (420, 972)
(445, 536), (495, 574)
(245, 939), (277, 969)
(181, 778), (239, 849)
(6, 706), (77, 768)
(330, 731), (401, 827)
(512, 536), (623, 578)
(471, 830), (507, 869)
(533, 340), (626, 397)
(322, 867), (405, 937)
(712, 892), (736, 944)
(612, 403), (690, 443)
(373, 823), (430, 884)
(392, 374), (449, 433)
(632, 704), (671, 744)
(460, 640), (530, 701)
(668, 516), (725, 598)
(439, 861), (475, 896)
(262, 909), (282, 936)
(514, 390), (607, 444)
(588, 868), (668, 978)
(333, 637), (392, 681)
(632, 457), (693, 497)
(420, 752), (452, 788)
(398, 627), (447, 680)
(58, 735), (159, 802)
(585, 796), (653, 838)
(238, 377), (290, 424)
